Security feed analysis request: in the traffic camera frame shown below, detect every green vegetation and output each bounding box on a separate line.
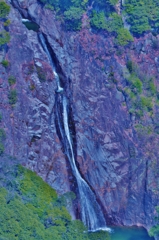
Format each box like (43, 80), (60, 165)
(0, 160), (110, 240)
(38, 0), (121, 32)
(0, 1), (10, 18)
(109, 0), (118, 5)
(116, 28), (133, 46)
(0, 113), (2, 122)
(45, 3), (54, 10)
(0, 143), (4, 155)
(37, 0), (133, 43)
(0, 2), (11, 46)
(124, 0), (159, 35)
(8, 75), (16, 86)
(36, 66), (46, 82)
(8, 89), (17, 105)
(149, 206), (159, 237)
(90, 11), (107, 30)
(140, 96), (153, 110)
(126, 60), (134, 73)
(0, 128), (6, 140)
(0, 128), (5, 156)
(149, 81), (157, 95)
(39, 0), (88, 30)
(135, 124), (153, 136)
(127, 74), (143, 94)
(90, 11), (133, 46)
(38, 0), (159, 38)
(30, 83), (36, 90)
(0, 30), (10, 45)
(122, 60), (158, 124)
(3, 19), (10, 26)
(64, 6), (84, 30)
(1, 59), (9, 67)
(106, 13), (123, 32)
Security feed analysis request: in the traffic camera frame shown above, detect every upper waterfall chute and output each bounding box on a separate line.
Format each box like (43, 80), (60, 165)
(38, 33), (63, 93)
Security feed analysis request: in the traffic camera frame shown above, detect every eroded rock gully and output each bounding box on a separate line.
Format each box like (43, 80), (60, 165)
(1, 0), (159, 233)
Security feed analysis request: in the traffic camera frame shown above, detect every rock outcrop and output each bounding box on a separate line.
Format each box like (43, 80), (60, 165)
(1, 0), (159, 234)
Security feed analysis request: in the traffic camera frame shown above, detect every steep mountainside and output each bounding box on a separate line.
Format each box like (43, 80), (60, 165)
(1, 0), (159, 238)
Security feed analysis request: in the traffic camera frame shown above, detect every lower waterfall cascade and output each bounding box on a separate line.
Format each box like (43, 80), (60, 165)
(39, 33), (111, 232)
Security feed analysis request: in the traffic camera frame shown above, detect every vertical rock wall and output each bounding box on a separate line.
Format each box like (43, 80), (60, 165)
(1, 0), (159, 232)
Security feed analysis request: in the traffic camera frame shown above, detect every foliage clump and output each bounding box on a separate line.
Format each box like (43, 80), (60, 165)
(0, 30), (10, 46)
(8, 76), (16, 86)
(64, 6), (84, 30)
(0, 2), (11, 46)
(0, 161), (110, 240)
(149, 206), (159, 237)
(124, 0), (159, 35)
(0, 1), (10, 18)
(0, 128), (6, 140)
(8, 89), (17, 105)
(0, 128), (5, 155)
(36, 66), (46, 82)
(38, 0), (159, 38)
(1, 59), (9, 67)
(37, 0), (134, 44)
(116, 28), (133, 46)
(90, 11), (133, 46)
(3, 19), (10, 27)
(121, 60), (159, 134)
(0, 143), (4, 155)
(39, 0), (88, 30)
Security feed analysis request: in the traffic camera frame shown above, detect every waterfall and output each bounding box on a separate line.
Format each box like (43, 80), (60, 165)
(39, 33), (110, 232)
(38, 34), (63, 92)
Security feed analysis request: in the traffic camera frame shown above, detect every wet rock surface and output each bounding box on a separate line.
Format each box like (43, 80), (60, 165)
(1, 0), (159, 233)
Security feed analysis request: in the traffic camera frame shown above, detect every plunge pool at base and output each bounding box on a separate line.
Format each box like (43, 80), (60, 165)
(86, 226), (154, 240)
(110, 226), (154, 240)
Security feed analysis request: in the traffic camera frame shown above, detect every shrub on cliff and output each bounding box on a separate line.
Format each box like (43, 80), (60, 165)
(127, 74), (143, 94)
(64, 6), (84, 30)
(8, 89), (17, 105)
(126, 60), (134, 73)
(0, 128), (6, 140)
(0, 143), (4, 155)
(36, 66), (46, 82)
(90, 11), (133, 46)
(116, 28), (133, 46)
(124, 0), (159, 35)
(0, 126), (5, 156)
(0, 30), (10, 46)
(8, 76), (16, 86)
(149, 206), (159, 237)
(0, 2), (10, 18)
(1, 59), (9, 67)
(90, 11), (107, 30)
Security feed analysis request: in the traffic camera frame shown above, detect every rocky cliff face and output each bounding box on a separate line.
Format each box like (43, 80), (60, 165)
(1, 0), (159, 233)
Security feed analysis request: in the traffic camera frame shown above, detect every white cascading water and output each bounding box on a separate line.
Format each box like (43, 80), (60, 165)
(39, 33), (110, 232)
(39, 33), (63, 92)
